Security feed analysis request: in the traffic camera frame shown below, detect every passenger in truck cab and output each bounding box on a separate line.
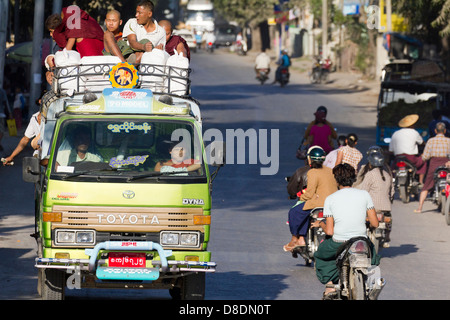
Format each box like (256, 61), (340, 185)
(103, 0), (166, 64)
(55, 126), (103, 169)
(158, 20), (190, 61)
(154, 142), (200, 175)
(45, 5), (104, 61)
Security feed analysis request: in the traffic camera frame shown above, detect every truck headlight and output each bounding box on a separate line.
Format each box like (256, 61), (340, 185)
(160, 231), (200, 247)
(180, 233), (198, 246)
(161, 232), (179, 245)
(57, 230), (75, 243)
(76, 231), (95, 244)
(55, 229), (95, 246)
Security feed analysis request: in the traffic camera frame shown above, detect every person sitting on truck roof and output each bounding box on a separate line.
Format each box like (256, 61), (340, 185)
(103, 0), (166, 64)
(45, 5), (104, 60)
(154, 142), (200, 175)
(158, 20), (190, 61)
(55, 126), (103, 169)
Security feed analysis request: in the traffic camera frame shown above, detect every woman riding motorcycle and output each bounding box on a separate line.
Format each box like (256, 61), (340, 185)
(311, 163), (380, 298)
(354, 146), (394, 248)
(283, 146), (337, 252)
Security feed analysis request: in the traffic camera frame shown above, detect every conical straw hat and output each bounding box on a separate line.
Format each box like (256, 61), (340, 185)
(398, 114), (419, 128)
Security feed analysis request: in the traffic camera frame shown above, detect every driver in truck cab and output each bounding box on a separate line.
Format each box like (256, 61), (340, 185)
(55, 125), (103, 169)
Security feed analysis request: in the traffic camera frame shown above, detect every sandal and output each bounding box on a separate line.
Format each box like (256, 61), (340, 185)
(322, 283), (337, 300)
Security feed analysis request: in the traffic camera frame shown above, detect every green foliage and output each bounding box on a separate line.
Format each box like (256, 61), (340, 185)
(212, 0), (279, 27)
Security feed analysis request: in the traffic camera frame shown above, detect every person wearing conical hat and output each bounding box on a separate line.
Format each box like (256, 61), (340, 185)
(388, 114), (427, 184)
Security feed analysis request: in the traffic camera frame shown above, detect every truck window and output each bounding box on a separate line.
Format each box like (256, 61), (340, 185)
(51, 119), (205, 181)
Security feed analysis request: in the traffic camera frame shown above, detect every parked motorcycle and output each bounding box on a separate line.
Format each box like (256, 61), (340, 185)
(367, 211), (392, 253)
(256, 68), (269, 85)
(236, 40), (247, 55)
(325, 237), (385, 300)
(291, 207), (326, 266)
(309, 57), (331, 84)
(392, 156), (420, 203)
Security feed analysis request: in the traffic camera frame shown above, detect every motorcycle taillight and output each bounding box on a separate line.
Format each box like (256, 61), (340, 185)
(208, 42), (212, 46)
(281, 69), (288, 74)
(318, 211), (323, 218)
(349, 240), (368, 254)
(396, 161), (406, 168)
(439, 171), (447, 178)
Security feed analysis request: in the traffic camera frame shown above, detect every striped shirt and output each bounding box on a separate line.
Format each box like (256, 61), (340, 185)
(339, 145), (363, 172)
(422, 134), (450, 161)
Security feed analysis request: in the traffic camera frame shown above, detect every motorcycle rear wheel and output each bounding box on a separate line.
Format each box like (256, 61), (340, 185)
(349, 269), (366, 300)
(399, 185), (410, 203)
(444, 196), (450, 225)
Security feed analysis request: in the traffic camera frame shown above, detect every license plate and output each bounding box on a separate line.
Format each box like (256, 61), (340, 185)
(109, 252), (146, 268)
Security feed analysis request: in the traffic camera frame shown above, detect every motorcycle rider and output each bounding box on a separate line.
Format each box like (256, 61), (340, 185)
(388, 114), (426, 185)
(354, 146), (394, 248)
(254, 48), (271, 78)
(272, 49), (291, 84)
(303, 106), (338, 154)
(311, 163), (380, 298)
(416, 122), (450, 213)
(283, 146), (337, 252)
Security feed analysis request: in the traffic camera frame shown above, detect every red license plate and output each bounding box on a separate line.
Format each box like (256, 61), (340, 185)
(109, 252), (146, 268)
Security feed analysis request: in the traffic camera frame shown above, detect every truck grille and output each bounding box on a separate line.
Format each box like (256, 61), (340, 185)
(51, 205), (205, 233)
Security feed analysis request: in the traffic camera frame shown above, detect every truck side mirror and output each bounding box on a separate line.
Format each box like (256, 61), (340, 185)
(22, 157), (40, 183)
(207, 141), (226, 167)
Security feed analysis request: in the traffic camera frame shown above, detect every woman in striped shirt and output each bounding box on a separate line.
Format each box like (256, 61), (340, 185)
(335, 133), (363, 172)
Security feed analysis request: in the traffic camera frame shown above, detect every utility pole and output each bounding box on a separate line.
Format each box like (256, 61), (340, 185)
(385, 0), (392, 32)
(0, 0), (9, 89)
(322, 0), (327, 57)
(29, 0), (45, 115)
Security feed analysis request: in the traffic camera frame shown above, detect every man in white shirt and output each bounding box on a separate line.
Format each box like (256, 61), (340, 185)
(389, 114), (426, 184)
(3, 89), (47, 166)
(103, 0), (166, 64)
(254, 49), (271, 76)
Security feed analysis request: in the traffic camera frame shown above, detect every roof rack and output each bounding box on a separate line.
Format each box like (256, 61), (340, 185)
(52, 62), (191, 97)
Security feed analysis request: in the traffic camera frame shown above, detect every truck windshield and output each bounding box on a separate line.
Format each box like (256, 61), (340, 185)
(51, 119), (205, 182)
(186, 10), (214, 21)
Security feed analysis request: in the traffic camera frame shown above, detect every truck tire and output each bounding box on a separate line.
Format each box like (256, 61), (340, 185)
(169, 273), (205, 300)
(41, 268), (65, 300)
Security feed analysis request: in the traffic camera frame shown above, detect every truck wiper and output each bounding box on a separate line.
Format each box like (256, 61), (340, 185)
(126, 171), (185, 182)
(61, 167), (118, 180)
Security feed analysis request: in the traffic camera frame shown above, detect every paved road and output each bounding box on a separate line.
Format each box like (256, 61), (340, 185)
(1, 48), (450, 300)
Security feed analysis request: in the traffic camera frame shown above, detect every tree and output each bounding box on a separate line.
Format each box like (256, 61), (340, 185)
(212, 0), (279, 28)
(432, 0), (450, 36)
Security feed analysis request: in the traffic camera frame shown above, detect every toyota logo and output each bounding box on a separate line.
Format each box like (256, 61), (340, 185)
(123, 190), (135, 199)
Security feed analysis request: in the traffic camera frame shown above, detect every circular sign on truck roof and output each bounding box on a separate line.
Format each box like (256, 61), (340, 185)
(109, 62), (139, 89)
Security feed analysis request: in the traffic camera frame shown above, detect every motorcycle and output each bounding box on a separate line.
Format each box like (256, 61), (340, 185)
(309, 57), (331, 84)
(236, 40), (247, 56)
(291, 207), (326, 266)
(443, 172), (450, 225)
(432, 166), (450, 213)
(325, 237), (386, 300)
(256, 68), (269, 85)
(367, 211), (392, 253)
(206, 41), (214, 53)
(392, 156), (420, 203)
(279, 67), (290, 87)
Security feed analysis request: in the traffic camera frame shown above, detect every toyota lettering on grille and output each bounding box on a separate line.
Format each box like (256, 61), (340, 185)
(96, 214), (160, 224)
(123, 190), (135, 199)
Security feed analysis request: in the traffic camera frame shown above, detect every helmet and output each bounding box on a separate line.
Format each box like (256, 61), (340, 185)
(307, 146), (326, 163)
(366, 146), (384, 167)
